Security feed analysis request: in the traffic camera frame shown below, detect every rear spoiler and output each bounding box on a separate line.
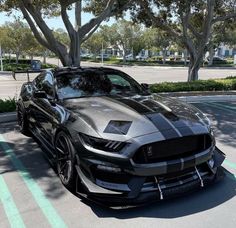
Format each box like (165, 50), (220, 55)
(12, 69), (44, 81)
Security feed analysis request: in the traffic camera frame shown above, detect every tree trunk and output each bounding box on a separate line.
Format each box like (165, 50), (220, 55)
(188, 54), (202, 81)
(208, 46), (215, 66)
(162, 48), (167, 64)
(16, 52), (20, 64)
(43, 52), (47, 64)
(183, 49), (188, 66)
(123, 48), (127, 63)
(68, 34), (81, 67)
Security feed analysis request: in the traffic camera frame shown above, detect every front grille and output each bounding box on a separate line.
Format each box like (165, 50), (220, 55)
(133, 134), (212, 164)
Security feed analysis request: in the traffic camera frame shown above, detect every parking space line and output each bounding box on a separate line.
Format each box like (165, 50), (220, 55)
(211, 102), (236, 110)
(224, 160), (236, 170)
(0, 175), (25, 228)
(0, 134), (67, 228)
(205, 102), (236, 113)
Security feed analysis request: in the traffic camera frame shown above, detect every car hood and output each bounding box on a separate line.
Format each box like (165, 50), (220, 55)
(64, 94), (210, 140)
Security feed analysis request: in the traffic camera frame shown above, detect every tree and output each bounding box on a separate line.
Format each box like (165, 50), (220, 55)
(100, 19), (142, 62)
(206, 21), (236, 65)
(2, 20), (36, 63)
(83, 32), (108, 58)
(0, 26), (8, 57)
(0, 0), (131, 67)
(131, 0), (236, 81)
(143, 28), (173, 64)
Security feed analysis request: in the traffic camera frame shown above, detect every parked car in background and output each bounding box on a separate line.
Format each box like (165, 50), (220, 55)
(205, 56), (227, 65)
(125, 54), (134, 61)
(96, 54), (110, 60)
(136, 55), (149, 61)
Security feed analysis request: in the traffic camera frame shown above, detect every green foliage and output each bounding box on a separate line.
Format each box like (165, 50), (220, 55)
(150, 77), (236, 93)
(1, 20), (36, 57)
(2, 60), (57, 71)
(41, 63), (57, 68)
(0, 98), (16, 113)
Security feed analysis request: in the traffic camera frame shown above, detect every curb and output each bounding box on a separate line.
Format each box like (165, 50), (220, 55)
(159, 91), (236, 102)
(0, 71), (12, 76)
(172, 95), (236, 103)
(0, 112), (17, 123)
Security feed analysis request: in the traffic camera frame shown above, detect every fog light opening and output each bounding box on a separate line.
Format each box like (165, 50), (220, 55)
(97, 165), (121, 173)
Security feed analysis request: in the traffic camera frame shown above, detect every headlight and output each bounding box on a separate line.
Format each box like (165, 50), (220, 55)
(79, 133), (126, 153)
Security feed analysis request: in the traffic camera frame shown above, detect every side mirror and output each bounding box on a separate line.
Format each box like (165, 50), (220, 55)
(33, 91), (47, 99)
(141, 83), (150, 91)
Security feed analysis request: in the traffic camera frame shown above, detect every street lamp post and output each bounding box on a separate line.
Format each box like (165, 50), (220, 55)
(0, 44), (3, 71)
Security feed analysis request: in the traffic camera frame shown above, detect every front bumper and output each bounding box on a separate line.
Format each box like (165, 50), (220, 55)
(75, 146), (225, 206)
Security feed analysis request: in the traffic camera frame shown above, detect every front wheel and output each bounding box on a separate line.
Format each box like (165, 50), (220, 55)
(55, 131), (77, 190)
(17, 105), (31, 137)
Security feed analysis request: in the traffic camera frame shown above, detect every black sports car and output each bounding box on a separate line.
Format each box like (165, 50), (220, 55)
(17, 67), (225, 206)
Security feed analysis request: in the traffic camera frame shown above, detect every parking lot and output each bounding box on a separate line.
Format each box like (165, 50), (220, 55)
(0, 101), (235, 228)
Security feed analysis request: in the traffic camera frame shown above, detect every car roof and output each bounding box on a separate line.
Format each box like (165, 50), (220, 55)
(51, 67), (122, 77)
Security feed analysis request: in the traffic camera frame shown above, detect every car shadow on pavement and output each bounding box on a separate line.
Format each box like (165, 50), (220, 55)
(88, 168), (235, 219)
(0, 123), (67, 200)
(193, 102), (236, 149)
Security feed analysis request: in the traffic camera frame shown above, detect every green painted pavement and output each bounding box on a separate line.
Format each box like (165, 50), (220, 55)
(0, 134), (67, 228)
(224, 160), (236, 170)
(0, 175), (26, 228)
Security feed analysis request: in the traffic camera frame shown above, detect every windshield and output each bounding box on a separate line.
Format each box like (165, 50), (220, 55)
(56, 70), (144, 99)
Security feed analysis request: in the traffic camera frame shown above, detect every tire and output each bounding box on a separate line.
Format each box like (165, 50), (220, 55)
(55, 131), (77, 190)
(17, 104), (31, 137)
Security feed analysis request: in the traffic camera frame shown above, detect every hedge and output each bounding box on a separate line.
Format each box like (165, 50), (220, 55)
(0, 98), (16, 113)
(150, 77), (236, 93)
(2, 62), (57, 71)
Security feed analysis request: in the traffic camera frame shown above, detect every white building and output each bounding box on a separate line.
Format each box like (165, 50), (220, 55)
(217, 43), (236, 57)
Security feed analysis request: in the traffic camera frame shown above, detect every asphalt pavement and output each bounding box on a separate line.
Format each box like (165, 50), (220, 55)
(0, 62), (235, 99)
(0, 101), (235, 228)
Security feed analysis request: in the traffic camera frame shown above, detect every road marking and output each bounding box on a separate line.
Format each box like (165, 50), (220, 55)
(0, 135), (67, 228)
(224, 160), (236, 170)
(205, 102), (236, 113)
(211, 102), (236, 111)
(0, 175), (26, 228)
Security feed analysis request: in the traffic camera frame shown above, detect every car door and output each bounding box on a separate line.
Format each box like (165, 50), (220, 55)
(30, 72), (61, 145)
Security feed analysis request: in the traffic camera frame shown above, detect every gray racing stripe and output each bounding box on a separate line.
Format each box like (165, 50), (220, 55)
(146, 113), (181, 139)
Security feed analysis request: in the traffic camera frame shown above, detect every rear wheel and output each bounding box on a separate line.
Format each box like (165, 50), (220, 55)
(17, 105), (31, 137)
(55, 131), (76, 190)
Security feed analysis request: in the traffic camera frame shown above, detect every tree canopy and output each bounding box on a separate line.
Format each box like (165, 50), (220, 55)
(0, 0), (131, 66)
(130, 0), (236, 81)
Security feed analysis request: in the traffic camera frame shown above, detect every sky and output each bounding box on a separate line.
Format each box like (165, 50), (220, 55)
(0, 9), (116, 30)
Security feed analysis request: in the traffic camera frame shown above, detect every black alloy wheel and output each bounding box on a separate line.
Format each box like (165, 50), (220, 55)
(17, 105), (31, 136)
(55, 131), (76, 190)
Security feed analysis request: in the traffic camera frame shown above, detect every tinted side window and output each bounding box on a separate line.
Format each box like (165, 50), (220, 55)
(34, 73), (54, 97)
(34, 74), (44, 90)
(108, 74), (131, 87)
(42, 73), (54, 97)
